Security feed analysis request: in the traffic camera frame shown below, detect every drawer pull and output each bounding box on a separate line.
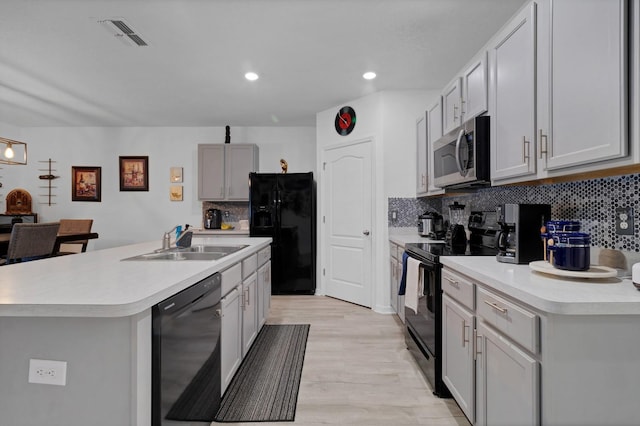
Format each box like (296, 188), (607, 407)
(484, 300), (508, 314)
(444, 276), (460, 288)
(462, 320), (469, 347)
(473, 329), (482, 360)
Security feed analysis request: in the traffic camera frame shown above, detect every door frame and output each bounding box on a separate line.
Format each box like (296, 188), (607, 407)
(318, 137), (377, 308)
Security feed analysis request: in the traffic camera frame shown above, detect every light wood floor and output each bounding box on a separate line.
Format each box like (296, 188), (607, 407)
(250, 295), (471, 426)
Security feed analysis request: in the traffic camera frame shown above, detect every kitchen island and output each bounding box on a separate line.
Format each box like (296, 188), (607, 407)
(0, 236), (271, 426)
(440, 256), (640, 426)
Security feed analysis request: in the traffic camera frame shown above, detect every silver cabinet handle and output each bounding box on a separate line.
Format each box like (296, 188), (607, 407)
(474, 329), (482, 360)
(444, 276), (459, 288)
(363, 230), (370, 236)
(462, 320), (469, 347)
(484, 300), (508, 314)
(522, 136), (530, 163)
(539, 129), (548, 159)
(453, 104), (459, 121)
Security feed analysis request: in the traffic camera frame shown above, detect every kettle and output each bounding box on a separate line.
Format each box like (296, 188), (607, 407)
(205, 209), (222, 229)
(418, 211), (445, 239)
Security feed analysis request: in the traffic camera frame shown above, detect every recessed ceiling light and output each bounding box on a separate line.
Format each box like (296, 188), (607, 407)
(245, 72), (259, 81)
(363, 71), (377, 80)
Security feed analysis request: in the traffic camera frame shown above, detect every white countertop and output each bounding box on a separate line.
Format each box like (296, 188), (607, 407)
(441, 256), (640, 315)
(0, 236), (271, 318)
(388, 227), (442, 247)
(191, 227), (250, 236)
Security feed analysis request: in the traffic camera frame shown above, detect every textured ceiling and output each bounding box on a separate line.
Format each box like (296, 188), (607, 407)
(0, 0), (527, 127)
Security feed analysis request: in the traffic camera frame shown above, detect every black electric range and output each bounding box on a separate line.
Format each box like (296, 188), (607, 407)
(403, 211), (498, 397)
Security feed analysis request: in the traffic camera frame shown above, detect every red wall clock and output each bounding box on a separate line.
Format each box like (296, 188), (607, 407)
(334, 106), (356, 136)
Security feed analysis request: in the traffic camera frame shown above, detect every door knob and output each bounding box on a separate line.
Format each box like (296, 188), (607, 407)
(363, 230), (370, 235)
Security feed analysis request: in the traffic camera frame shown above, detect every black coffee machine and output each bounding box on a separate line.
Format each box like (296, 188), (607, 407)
(496, 203), (551, 264)
(204, 208), (222, 229)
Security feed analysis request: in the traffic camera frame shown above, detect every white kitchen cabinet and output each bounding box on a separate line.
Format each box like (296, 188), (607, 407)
(389, 242), (399, 314)
(416, 113), (428, 196)
(257, 260), (271, 329)
(241, 272), (258, 356)
(426, 99), (445, 195)
(462, 51), (488, 120)
(442, 293), (475, 423)
(537, 0), (627, 171)
(198, 144), (258, 200)
(221, 285), (242, 394)
(489, 2), (537, 181)
(475, 320), (539, 426)
(442, 77), (462, 135)
(489, 0), (628, 184)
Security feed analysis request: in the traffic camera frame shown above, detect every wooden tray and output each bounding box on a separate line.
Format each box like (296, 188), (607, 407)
(529, 260), (617, 278)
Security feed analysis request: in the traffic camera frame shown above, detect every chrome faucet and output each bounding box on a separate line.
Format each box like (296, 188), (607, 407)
(162, 224), (191, 250)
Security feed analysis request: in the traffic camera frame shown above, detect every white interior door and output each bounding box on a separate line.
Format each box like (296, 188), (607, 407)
(323, 140), (373, 307)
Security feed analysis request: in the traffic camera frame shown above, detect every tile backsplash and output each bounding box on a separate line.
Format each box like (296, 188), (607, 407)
(389, 174), (640, 251)
(201, 202), (249, 226)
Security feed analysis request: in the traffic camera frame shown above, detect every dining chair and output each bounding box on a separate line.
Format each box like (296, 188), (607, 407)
(0, 222), (60, 265)
(57, 219), (94, 255)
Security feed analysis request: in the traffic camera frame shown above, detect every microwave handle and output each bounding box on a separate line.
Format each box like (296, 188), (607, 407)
(454, 128), (466, 176)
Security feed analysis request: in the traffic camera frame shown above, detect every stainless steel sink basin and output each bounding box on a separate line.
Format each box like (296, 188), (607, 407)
(122, 244), (248, 261)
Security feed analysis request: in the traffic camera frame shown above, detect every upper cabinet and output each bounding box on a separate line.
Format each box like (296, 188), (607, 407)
(198, 144), (259, 200)
(442, 78), (462, 135)
(537, 0), (627, 171)
(416, 113), (429, 197)
(426, 99), (445, 195)
(489, 2), (538, 181)
(462, 51), (488, 122)
(490, 0), (628, 184)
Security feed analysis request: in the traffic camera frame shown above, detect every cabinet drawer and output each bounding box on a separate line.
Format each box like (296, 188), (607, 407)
(257, 246), (271, 266)
(476, 286), (538, 354)
(221, 263), (242, 295)
(441, 268), (474, 310)
(242, 253), (258, 279)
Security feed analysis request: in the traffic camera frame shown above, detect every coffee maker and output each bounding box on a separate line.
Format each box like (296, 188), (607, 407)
(496, 203), (551, 264)
(204, 208), (222, 229)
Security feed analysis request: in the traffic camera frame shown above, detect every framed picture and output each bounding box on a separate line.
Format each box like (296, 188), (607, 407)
(72, 166), (101, 202)
(170, 167), (183, 183)
(119, 156), (149, 191)
(170, 185), (183, 201)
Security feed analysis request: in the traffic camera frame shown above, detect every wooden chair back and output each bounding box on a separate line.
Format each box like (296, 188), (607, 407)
(57, 219), (94, 254)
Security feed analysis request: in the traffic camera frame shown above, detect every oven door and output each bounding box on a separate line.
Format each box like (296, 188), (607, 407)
(405, 260), (438, 358)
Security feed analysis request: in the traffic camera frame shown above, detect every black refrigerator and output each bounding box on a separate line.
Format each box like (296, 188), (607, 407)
(249, 172), (316, 294)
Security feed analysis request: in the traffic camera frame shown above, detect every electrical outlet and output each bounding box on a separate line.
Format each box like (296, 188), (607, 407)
(391, 210), (397, 221)
(615, 206), (634, 235)
(28, 359), (67, 386)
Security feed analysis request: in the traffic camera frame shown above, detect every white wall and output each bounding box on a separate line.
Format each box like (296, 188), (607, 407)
(316, 90), (433, 313)
(0, 126), (315, 249)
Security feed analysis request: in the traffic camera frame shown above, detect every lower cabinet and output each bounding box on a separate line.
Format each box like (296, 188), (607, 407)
(442, 294), (475, 423)
(220, 247), (272, 394)
(442, 267), (539, 425)
(221, 285), (242, 393)
(241, 271), (258, 356)
(475, 321), (539, 426)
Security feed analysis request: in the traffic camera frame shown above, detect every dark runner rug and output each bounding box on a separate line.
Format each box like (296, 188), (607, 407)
(215, 324), (310, 423)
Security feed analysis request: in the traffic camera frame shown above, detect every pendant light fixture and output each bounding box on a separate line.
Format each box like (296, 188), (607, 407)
(0, 137), (27, 165)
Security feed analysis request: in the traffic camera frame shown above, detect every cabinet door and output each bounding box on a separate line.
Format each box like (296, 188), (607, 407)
(442, 294), (475, 423)
(426, 99), (445, 194)
(390, 257), (398, 313)
(489, 3), (537, 181)
(539, 0), (627, 170)
(475, 321), (539, 426)
(198, 144), (225, 200)
(225, 145), (257, 201)
(257, 263), (268, 329)
(241, 271), (258, 356)
(262, 260), (271, 320)
(442, 77), (462, 134)
(416, 114), (428, 196)
(221, 286), (242, 394)
(396, 258), (405, 323)
(462, 51), (488, 120)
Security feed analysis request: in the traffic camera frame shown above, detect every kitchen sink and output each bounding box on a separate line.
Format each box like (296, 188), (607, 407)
(122, 244), (248, 261)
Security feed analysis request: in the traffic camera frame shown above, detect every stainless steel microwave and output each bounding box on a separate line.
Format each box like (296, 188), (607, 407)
(432, 115), (490, 189)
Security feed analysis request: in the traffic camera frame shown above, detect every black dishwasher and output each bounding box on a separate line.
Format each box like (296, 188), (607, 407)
(152, 273), (222, 425)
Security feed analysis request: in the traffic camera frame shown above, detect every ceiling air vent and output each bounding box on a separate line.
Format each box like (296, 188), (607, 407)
(99, 18), (148, 47)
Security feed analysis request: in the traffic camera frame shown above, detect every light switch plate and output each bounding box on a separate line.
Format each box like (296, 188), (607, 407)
(615, 206), (634, 235)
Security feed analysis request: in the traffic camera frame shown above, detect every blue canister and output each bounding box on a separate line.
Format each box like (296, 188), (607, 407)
(548, 232), (591, 271)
